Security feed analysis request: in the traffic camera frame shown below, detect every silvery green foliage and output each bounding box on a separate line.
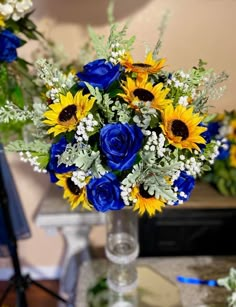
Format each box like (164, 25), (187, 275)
(90, 155), (107, 178)
(122, 159), (179, 202)
(98, 93), (114, 122)
(57, 143), (89, 167)
(58, 143), (107, 177)
(152, 9), (171, 58)
(0, 98), (47, 126)
(193, 71), (228, 113)
(111, 100), (132, 123)
(73, 150), (99, 171)
(86, 83), (132, 123)
(35, 58), (76, 102)
(0, 99), (48, 142)
(218, 268), (236, 291)
(204, 71), (229, 100)
(5, 140), (50, 154)
(0, 101), (33, 123)
(229, 293), (236, 307)
(85, 82), (114, 122)
(133, 102), (157, 130)
(141, 149), (181, 201)
(192, 67), (228, 113)
(31, 98), (47, 128)
(218, 268), (236, 307)
(88, 21), (135, 61)
(121, 163), (143, 188)
(139, 161), (180, 201)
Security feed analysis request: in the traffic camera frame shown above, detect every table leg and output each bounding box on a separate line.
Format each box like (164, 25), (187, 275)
(58, 225), (91, 306)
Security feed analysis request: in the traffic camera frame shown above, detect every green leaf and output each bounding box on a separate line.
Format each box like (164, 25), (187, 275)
(217, 178), (229, 196)
(11, 85), (24, 108)
(36, 154), (50, 169)
(201, 165), (212, 172)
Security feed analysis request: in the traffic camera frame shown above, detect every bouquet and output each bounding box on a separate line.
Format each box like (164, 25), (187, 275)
(202, 110), (236, 196)
(6, 21), (228, 216)
(0, 0), (41, 142)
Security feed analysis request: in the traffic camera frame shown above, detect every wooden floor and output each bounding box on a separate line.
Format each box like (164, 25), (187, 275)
(0, 280), (60, 307)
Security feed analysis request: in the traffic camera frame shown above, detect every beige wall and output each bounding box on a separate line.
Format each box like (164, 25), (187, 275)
(1, 0), (235, 274)
(30, 0), (235, 112)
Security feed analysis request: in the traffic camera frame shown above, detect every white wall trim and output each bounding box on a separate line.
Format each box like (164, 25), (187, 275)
(0, 265), (62, 281)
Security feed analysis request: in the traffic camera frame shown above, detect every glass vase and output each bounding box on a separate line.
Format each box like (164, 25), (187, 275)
(105, 208), (139, 294)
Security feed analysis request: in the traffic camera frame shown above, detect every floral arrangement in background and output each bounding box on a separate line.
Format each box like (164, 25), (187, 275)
(0, 0), (42, 142)
(4, 16), (228, 216)
(0, 0), (97, 144)
(202, 110), (236, 196)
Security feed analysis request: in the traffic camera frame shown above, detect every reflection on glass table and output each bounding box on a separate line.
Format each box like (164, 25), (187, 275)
(75, 256), (236, 307)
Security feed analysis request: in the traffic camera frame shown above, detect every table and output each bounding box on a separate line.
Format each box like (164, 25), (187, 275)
(35, 182), (236, 305)
(35, 184), (105, 303)
(75, 256), (236, 306)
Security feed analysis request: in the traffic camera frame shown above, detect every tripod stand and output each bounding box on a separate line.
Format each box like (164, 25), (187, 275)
(0, 147), (68, 307)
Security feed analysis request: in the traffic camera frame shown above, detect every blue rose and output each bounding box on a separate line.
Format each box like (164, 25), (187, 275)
(100, 123), (143, 171)
(0, 30), (22, 63)
(77, 59), (121, 91)
(173, 171), (195, 205)
(47, 137), (77, 183)
(86, 173), (125, 212)
(197, 123), (212, 151)
(217, 139), (230, 160)
(207, 121), (221, 138)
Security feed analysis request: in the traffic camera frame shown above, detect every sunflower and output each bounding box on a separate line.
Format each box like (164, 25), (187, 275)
(56, 172), (92, 210)
(160, 104), (207, 151)
(230, 144), (236, 167)
(228, 119), (236, 142)
(119, 75), (171, 111)
(43, 91), (95, 136)
(121, 51), (166, 76)
(131, 185), (165, 217)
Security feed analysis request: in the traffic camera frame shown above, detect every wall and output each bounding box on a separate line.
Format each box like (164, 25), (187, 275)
(0, 0), (235, 278)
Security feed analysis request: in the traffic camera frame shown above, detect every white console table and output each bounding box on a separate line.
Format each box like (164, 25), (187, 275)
(35, 184), (105, 305)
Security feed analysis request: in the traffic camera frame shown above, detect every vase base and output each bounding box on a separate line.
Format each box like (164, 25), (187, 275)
(107, 278), (138, 294)
(107, 261), (138, 294)
(88, 264), (182, 307)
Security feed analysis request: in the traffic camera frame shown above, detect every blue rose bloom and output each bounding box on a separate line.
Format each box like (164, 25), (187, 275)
(47, 137), (77, 183)
(198, 122), (215, 151)
(0, 30), (22, 63)
(207, 121), (221, 138)
(100, 123), (143, 171)
(217, 139), (230, 160)
(86, 173), (125, 212)
(77, 59), (121, 91)
(198, 126), (211, 151)
(173, 171), (195, 205)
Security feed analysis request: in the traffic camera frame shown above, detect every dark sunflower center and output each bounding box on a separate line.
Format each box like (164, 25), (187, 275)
(234, 128), (236, 135)
(66, 178), (81, 195)
(133, 88), (154, 102)
(133, 63), (152, 68)
(139, 184), (153, 199)
(59, 105), (77, 122)
(171, 120), (189, 140)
